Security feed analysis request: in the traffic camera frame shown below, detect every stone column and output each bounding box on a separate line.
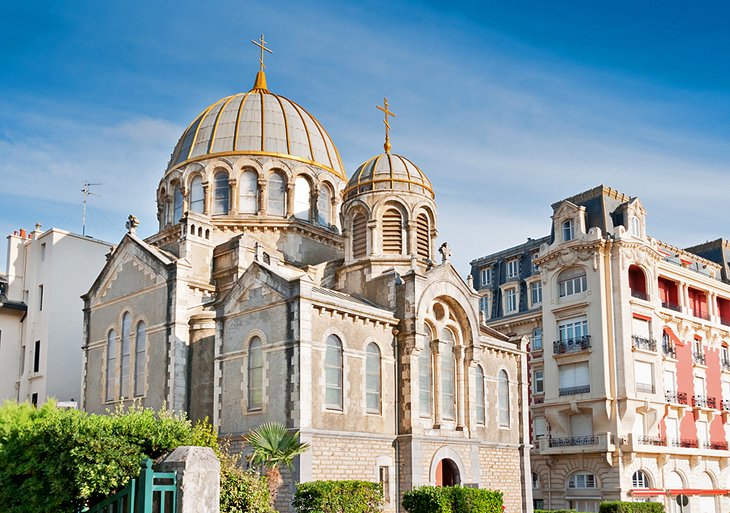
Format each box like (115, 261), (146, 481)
(455, 345), (465, 430)
(228, 178), (238, 214)
(202, 182), (210, 215)
(431, 339), (441, 428)
(257, 179), (267, 215)
(367, 219), (379, 255)
(181, 186), (189, 213)
(286, 183), (295, 217)
(157, 446), (220, 513)
(310, 186), (320, 224)
(188, 313), (216, 424)
(406, 220), (417, 259)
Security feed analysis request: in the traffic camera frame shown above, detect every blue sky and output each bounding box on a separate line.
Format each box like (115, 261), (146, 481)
(1, 0), (728, 273)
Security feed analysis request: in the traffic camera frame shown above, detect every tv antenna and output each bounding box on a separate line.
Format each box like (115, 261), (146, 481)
(81, 182), (102, 236)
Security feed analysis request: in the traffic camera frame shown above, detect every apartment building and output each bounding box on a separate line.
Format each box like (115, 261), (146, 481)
(470, 186), (730, 513)
(0, 225), (112, 405)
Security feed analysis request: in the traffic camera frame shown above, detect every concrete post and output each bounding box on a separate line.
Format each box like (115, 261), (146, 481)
(157, 446), (220, 513)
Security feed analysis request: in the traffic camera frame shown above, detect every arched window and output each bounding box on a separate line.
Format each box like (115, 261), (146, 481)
(105, 329), (116, 401)
(416, 212), (430, 260)
(628, 265), (648, 299)
(172, 184), (183, 223)
(558, 267), (587, 297)
(239, 169), (258, 214)
(190, 176), (204, 214)
(120, 313), (131, 398)
(568, 472), (597, 489)
(213, 170), (230, 215)
(294, 176), (311, 221)
(325, 335), (343, 410)
(382, 207), (403, 255)
(317, 184), (332, 226)
(631, 216), (641, 237)
(532, 472), (540, 489)
(268, 172), (286, 217)
(498, 369), (510, 427)
(632, 470), (650, 488)
(419, 325), (433, 417)
(352, 212), (367, 258)
(475, 364), (485, 425)
(248, 336), (263, 410)
(134, 321), (146, 397)
(366, 343), (381, 414)
(441, 328), (455, 420)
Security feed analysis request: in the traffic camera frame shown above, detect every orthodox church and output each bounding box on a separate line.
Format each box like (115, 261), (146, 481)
(81, 42), (530, 512)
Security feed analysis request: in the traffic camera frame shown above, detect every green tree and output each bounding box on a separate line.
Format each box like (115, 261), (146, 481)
(245, 422), (310, 506)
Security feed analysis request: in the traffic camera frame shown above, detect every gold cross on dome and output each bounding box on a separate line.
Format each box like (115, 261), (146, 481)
(377, 97), (396, 153)
(251, 33), (273, 71)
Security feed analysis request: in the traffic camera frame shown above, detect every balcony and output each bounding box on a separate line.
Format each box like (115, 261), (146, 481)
(539, 432), (614, 455)
(636, 435), (666, 446)
(661, 301), (681, 312)
(722, 399), (730, 412)
(665, 391), (688, 405)
(692, 395), (716, 409)
(632, 335), (657, 352)
(662, 342), (677, 359)
(670, 438), (699, 449)
(692, 309), (711, 321)
(693, 351), (706, 365)
(553, 335), (591, 355)
(549, 435), (599, 447)
(625, 433), (730, 455)
(559, 384), (590, 396)
(631, 290), (650, 301)
(703, 441), (729, 451)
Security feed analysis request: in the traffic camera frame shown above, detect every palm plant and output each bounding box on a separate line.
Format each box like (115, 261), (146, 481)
(245, 421), (310, 506)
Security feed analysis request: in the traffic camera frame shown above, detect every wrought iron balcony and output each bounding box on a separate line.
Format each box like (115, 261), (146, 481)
(636, 435), (666, 446)
(661, 301), (681, 312)
(669, 438), (699, 448)
(722, 399), (730, 412)
(631, 289), (650, 301)
(693, 351), (706, 365)
(636, 383), (654, 394)
(549, 435), (599, 447)
(559, 385), (590, 396)
(662, 342), (676, 358)
(553, 335), (591, 355)
(721, 358), (730, 371)
(692, 395), (716, 409)
(709, 441), (728, 451)
(665, 391), (688, 405)
(632, 335), (657, 352)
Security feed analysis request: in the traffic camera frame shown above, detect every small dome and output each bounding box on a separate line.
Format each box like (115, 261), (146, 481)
(166, 74), (345, 180)
(344, 153), (434, 200)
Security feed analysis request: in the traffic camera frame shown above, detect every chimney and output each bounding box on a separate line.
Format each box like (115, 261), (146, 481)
(19, 229), (26, 238)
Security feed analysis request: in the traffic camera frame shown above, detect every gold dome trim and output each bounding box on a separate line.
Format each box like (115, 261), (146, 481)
(186, 97), (227, 161)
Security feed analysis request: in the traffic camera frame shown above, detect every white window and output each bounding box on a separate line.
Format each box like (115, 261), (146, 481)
(268, 173), (287, 217)
(498, 369), (510, 427)
(504, 288), (517, 313)
(697, 420), (709, 447)
(530, 281), (542, 306)
(441, 329), (456, 420)
(664, 369), (676, 394)
(665, 417), (679, 445)
(134, 321), (146, 397)
(533, 369), (544, 393)
(420, 327), (432, 417)
(172, 184), (183, 222)
(558, 268), (587, 297)
(568, 472), (596, 489)
(120, 313), (131, 398)
(248, 336), (263, 410)
(562, 220), (575, 242)
(294, 176), (311, 221)
(631, 216), (641, 237)
(532, 328), (543, 350)
(694, 375), (705, 397)
(534, 417), (547, 438)
(105, 329), (116, 402)
(480, 267), (491, 287)
(325, 335), (343, 410)
(506, 259), (520, 279)
(190, 176), (204, 213)
(317, 185), (332, 226)
(635, 361), (654, 394)
(239, 169), (258, 214)
(532, 252), (540, 273)
(632, 317), (651, 339)
(213, 171), (230, 215)
(558, 317), (588, 342)
(479, 296), (489, 317)
(559, 362), (590, 395)
(366, 343), (382, 414)
(475, 365), (485, 425)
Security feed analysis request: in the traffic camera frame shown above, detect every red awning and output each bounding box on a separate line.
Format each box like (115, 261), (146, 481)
(630, 489), (664, 497)
(666, 489), (729, 496)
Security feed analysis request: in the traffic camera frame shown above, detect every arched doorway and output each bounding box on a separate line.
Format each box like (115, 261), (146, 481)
(435, 458), (460, 487)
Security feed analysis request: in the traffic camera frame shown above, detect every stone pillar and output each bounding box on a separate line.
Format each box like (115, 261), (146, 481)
(228, 179), (238, 214)
(406, 221), (417, 259)
(431, 340), (441, 428)
(157, 446), (220, 513)
(367, 219), (379, 255)
(286, 183), (295, 217)
(257, 179), (267, 215)
(202, 182), (210, 215)
(455, 345), (465, 430)
(310, 186), (320, 224)
(181, 186), (189, 214)
(188, 313), (216, 424)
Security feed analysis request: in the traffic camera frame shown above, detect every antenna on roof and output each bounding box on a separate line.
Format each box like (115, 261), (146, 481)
(81, 182), (102, 236)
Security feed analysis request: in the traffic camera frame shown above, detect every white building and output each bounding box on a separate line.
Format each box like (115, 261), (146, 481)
(0, 225), (112, 405)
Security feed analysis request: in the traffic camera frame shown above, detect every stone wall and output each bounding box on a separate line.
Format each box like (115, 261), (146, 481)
(479, 445), (523, 513)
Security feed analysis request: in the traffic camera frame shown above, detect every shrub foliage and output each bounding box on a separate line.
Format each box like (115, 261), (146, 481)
(293, 480), (384, 513)
(402, 486), (503, 513)
(599, 502), (664, 513)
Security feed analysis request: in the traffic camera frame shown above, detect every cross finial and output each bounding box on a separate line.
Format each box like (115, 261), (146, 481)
(251, 33), (273, 72)
(376, 97), (396, 153)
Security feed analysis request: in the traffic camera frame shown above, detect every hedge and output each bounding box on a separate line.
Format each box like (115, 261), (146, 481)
(293, 480), (384, 513)
(536, 510), (587, 513)
(599, 502), (664, 513)
(402, 486), (503, 513)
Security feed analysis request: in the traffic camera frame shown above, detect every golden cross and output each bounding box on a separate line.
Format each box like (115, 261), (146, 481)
(376, 97), (396, 153)
(251, 33), (273, 71)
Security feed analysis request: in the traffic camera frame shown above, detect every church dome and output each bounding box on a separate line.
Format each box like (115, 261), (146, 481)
(344, 153), (434, 200)
(166, 72), (346, 180)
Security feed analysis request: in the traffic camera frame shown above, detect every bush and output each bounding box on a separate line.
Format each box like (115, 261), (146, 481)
(293, 480), (384, 513)
(402, 486), (503, 513)
(535, 510), (585, 513)
(220, 451), (274, 513)
(0, 401), (216, 513)
(599, 502), (664, 513)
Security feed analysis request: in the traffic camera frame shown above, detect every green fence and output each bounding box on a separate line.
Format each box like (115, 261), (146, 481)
(84, 459), (177, 513)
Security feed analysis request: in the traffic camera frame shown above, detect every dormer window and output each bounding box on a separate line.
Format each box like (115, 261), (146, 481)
(480, 267), (492, 287)
(506, 259), (520, 279)
(630, 216), (641, 237)
(562, 220), (575, 242)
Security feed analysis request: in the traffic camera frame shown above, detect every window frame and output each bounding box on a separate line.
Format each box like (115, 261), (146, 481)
(506, 259), (520, 279)
(324, 334), (344, 410)
(562, 219), (575, 242)
(247, 336), (264, 411)
(365, 342), (382, 414)
(504, 287), (517, 314)
(475, 364), (486, 425)
(498, 369), (510, 427)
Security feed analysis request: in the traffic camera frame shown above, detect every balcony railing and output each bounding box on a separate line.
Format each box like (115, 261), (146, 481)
(692, 395), (716, 409)
(553, 335), (591, 355)
(722, 399), (730, 412)
(661, 301), (681, 312)
(549, 435), (599, 447)
(631, 289), (650, 301)
(632, 335), (657, 352)
(708, 441), (729, 451)
(663, 342), (677, 358)
(637, 435), (666, 446)
(722, 358), (730, 371)
(559, 385), (590, 396)
(693, 351), (706, 365)
(665, 391), (688, 405)
(670, 438), (699, 448)
(636, 383), (654, 394)
(692, 309), (711, 321)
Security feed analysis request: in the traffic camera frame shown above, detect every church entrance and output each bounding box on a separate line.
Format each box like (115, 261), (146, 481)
(435, 458), (460, 486)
